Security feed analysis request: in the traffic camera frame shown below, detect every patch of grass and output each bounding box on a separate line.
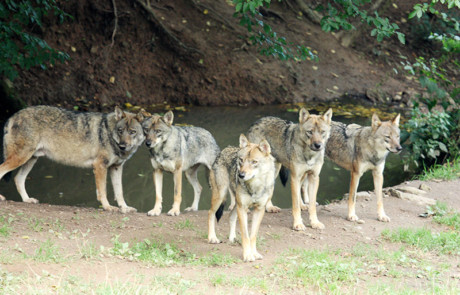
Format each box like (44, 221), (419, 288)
(0, 270), (198, 295)
(77, 240), (101, 260)
(33, 239), (65, 263)
(108, 236), (237, 267)
(274, 249), (362, 292)
(368, 280), (460, 294)
(174, 219), (196, 230)
(426, 202), (460, 231)
(109, 236), (191, 266)
(27, 217), (44, 232)
(0, 215), (14, 237)
(382, 228), (460, 255)
(419, 157), (460, 181)
(193, 252), (238, 266)
(210, 273), (268, 292)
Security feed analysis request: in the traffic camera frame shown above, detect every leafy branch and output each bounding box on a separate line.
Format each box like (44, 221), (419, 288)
(0, 0), (72, 81)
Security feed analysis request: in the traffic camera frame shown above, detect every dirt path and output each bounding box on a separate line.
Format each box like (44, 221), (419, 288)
(0, 179), (459, 293)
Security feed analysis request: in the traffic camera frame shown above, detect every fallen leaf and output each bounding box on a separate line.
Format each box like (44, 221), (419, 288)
(109, 76), (115, 83)
(203, 9), (209, 15)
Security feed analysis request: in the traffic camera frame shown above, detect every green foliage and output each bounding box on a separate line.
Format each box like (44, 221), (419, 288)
(233, 0), (317, 61)
(318, 0), (405, 43)
(0, 215), (14, 237)
(401, 1), (459, 169)
(402, 108), (453, 167)
(0, 0), (71, 80)
(419, 157), (460, 181)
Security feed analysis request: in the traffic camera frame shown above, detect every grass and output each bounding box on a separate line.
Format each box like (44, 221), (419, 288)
(382, 228), (460, 255)
(426, 202), (460, 231)
(419, 157), (460, 181)
(0, 269), (198, 295)
(274, 248), (362, 292)
(174, 219), (196, 230)
(0, 215), (14, 237)
(108, 236), (237, 267)
(32, 239), (65, 263)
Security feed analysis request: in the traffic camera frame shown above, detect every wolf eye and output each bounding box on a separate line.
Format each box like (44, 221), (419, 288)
(129, 129), (137, 135)
(306, 131), (312, 136)
(143, 128), (149, 133)
(251, 160), (258, 165)
(155, 130), (161, 135)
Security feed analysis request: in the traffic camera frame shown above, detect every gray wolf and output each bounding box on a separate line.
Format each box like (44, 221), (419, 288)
(0, 105), (145, 213)
(141, 110), (220, 216)
(247, 108), (333, 230)
(326, 113), (402, 222)
(207, 134), (276, 262)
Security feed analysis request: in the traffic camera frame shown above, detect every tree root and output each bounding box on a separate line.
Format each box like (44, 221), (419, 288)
(135, 0), (203, 56)
(293, 0), (323, 25)
(189, 0), (237, 32)
(110, 0), (118, 47)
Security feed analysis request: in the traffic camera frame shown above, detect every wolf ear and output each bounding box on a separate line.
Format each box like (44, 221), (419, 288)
(239, 134), (249, 148)
(323, 108), (333, 124)
(299, 108), (310, 124)
(115, 106), (126, 120)
(392, 114), (401, 126)
(371, 113), (381, 131)
(258, 139), (271, 156)
(163, 111), (174, 126)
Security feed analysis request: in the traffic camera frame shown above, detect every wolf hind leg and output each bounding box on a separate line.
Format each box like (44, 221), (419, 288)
(14, 156), (39, 204)
(184, 164), (202, 212)
(0, 151), (38, 203)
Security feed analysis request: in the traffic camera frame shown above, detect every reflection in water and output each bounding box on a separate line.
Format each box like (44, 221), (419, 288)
(0, 105), (410, 212)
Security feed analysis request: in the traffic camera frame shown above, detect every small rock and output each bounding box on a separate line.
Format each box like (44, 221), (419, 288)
(389, 189), (436, 206)
(419, 183), (431, 191)
(398, 186), (427, 195)
(357, 219), (365, 224)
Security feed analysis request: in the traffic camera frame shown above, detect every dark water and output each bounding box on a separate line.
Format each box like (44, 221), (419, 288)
(0, 105), (410, 212)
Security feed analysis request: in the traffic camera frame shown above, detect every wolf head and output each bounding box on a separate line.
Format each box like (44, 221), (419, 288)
(372, 113), (402, 154)
(141, 110), (174, 148)
(236, 134), (273, 182)
(112, 106), (145, 152)
(298, 108), (333, 152)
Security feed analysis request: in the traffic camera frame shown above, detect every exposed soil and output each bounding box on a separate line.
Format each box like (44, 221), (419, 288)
(0, 178), (459, 293)
(7, 0), (430, 114)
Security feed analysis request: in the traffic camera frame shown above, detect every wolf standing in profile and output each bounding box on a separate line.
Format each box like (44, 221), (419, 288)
(326, 113), (402, 223)
(247, 108), (333, 230)
(141, 110), (220, 216)
(208, 134), (276, 262)
(0, 105), (145, 213)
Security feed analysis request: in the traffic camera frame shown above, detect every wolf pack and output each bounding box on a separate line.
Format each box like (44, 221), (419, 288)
(0, 105), (402, 262)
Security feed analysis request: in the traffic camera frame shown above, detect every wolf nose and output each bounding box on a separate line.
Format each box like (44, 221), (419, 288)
(396, 146), (403, 152)
(145, 140), (151, 147)
(119, 144), (127, 150)
(238, 172), (245, 179)
(313, 143), (322, 150)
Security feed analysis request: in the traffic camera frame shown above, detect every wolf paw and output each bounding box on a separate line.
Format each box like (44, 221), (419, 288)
(184, 206), (198, 212)
(167, 208), (180, 216)
(147, 207), (162, 216)
(24, 198), (39, 204)
(208, 236), (221, 244)
(103, 205), (119, 212)
(300, 203), (308, 211)
(253, 250), (263, 260)
(0, 195), (6, 201)
(266, 205), (281, 213)
(311, 221), (325, 230)
(347, 214), (360, 222)
(378, 214), (391, 222)
(243, 253), (256, 262)
(293, 222), (306, 231)
(120, 206), (137, 214)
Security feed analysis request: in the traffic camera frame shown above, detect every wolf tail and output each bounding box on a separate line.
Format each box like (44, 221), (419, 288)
(1, 134), (12, 182)
(216, 201), (226, 222)
(279, 166), (290, 187)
